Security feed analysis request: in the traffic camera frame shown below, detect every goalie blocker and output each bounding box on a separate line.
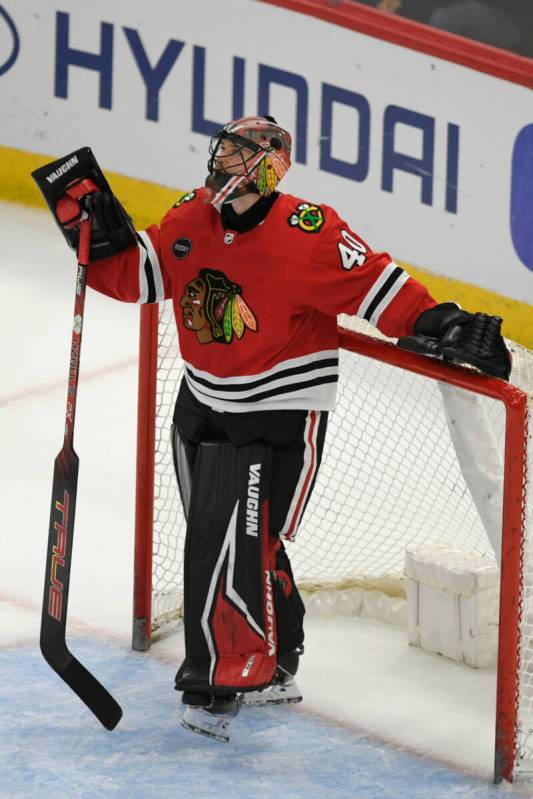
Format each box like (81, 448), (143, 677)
(31, 147), (137, 261)
(398, 302), (511, 380)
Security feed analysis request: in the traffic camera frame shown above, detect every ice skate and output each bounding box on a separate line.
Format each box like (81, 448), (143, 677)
(242, 649), (303, 707)
(181, 692), (242, 743)
(242, 674), (302, 706)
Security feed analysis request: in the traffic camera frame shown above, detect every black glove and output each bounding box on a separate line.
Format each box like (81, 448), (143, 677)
(82, 192), (137, 261)
(398, 302), (511, 381)
(413, 302), (472, 339)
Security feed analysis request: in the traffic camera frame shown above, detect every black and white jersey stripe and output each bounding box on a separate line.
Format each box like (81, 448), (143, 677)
(137, 231), (166, 303)
(184, 350), (339, 412)
(279, 410), (325, 541)
(356, 261), (409, 327)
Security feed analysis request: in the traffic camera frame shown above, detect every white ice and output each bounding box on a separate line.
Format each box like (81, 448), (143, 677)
(1, 200), (531, 798)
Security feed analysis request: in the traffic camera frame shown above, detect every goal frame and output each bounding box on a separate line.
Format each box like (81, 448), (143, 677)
(133, 303), (528, 783)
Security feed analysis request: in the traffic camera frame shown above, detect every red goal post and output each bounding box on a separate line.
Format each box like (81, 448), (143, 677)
(134, 301), (531, 783)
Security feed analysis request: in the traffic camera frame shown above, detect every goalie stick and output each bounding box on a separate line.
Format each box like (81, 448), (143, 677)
(34, 166), (123, 730)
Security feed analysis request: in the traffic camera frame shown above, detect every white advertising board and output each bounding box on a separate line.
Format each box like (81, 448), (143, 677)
(0, 0), (531, 303)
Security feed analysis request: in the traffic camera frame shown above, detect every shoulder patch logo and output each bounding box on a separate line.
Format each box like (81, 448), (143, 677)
(173, 190), (196, 208)
(180, 269), (258, 345)
(288, 203), (325, 233)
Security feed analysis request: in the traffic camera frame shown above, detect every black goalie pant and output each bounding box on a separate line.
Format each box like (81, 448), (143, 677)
(172, 378), (328, 694)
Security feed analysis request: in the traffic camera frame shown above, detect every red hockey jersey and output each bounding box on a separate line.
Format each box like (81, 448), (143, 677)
(87, 188), (435, 412)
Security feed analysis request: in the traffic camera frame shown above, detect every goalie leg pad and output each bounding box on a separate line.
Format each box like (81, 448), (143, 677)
(171, 423), (196, 521)
(175, 441), (277, 694)
(271, 540), (305, 656)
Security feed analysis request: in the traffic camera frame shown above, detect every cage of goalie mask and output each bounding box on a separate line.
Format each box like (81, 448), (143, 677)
(206, 115), (292, 208)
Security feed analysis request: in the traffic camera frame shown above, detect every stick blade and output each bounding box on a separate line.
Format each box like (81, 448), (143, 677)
(41, 446), (123, 730)
(40, 638), (123, 730)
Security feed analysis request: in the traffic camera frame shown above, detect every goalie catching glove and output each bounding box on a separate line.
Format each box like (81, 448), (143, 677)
(398, 302), (511, 381)
(31, 146), (137, 261)
(80, 191), (136, 261)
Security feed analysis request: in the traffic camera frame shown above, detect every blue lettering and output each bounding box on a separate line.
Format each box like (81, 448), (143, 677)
(55, 12), (113, 109)
(192, 47), (245, 136)
(258, 65), (308, 164)
(0, 6), (20, 77)
(511, 124), (533, 272)
(123, 29), (184, 122)
(232, 57), (246, 120)
(445, 123), (460, 214)
(382, 106), (435, 206)
(320, 83), (370, 182)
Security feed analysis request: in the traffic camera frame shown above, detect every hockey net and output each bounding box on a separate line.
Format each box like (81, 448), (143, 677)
(134, 300), (532, 782)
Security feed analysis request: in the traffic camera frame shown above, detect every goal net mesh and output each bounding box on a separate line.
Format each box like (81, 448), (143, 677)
(149, 305), (524, 614)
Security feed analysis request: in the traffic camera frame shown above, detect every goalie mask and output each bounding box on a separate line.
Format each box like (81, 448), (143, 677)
(205, 115), (292, 209)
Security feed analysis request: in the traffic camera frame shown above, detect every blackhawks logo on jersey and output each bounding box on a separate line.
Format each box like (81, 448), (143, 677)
(287, 202), (325, 233)
(180, 269), (258, 345)
(173, 190), (197, 208)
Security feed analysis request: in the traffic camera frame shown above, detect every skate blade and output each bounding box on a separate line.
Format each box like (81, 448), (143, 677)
(243, 694), (302, 707)
(181, 716), (230, 743)
(242, 684), (303, 707)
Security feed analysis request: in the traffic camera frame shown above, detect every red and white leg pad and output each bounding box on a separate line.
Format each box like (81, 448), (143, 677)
(175, 441), (277, 694)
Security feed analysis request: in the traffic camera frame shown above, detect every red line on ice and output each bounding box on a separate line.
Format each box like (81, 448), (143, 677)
(0, 357), (137, 408)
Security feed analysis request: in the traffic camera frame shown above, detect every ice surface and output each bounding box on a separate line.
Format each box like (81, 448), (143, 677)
(1, 200), (532, 797)
(0, 636), (524, 799)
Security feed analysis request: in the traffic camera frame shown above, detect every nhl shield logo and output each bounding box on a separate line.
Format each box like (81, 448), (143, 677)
(224, 232), (235, 245)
